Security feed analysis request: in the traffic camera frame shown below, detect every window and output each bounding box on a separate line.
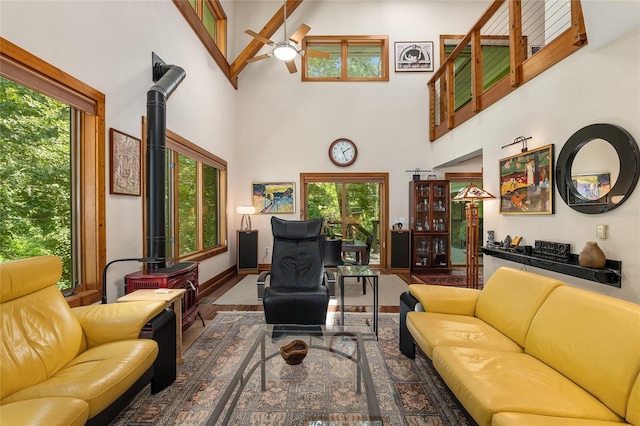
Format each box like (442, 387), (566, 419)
(156, 126), (227, 261)
(302, 36), (389, 82)
(1, 38), (106, 306)
(173, 0), (228, 74)
(300, 172), (389, 267)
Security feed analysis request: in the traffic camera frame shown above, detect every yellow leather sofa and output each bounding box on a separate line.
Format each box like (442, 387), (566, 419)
(0, 256), (175, 425)
(399, 267), (640, 426)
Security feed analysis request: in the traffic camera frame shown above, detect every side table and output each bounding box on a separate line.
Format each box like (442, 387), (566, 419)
(337, 265), (379, 338)
(118, 288), (187, 364)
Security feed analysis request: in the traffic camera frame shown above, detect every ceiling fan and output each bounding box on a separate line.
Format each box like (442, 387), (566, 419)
(245, 0), (330, 74)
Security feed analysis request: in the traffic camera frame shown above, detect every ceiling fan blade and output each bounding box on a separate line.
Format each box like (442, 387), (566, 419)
(245, 29), (275, 45)
(247, 53), (272, 63)
(285, 60), (297, 74)
(305, 49), (331, 59)
(289, 24), (311, 44)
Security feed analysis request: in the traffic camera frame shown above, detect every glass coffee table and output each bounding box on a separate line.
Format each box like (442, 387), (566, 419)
(206, 323), (388, 425)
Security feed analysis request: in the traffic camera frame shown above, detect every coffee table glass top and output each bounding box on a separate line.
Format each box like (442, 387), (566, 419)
(206, 323), (395, 425)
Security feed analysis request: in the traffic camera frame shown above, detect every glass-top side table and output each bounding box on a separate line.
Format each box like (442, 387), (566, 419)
(337, 265), (379, 338)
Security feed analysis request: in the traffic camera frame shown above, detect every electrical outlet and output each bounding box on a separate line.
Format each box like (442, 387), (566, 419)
(596, 224), (607, 239)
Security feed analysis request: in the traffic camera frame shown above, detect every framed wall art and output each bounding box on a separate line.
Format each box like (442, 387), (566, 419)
(394, 41), (434, 72)
(109, 128), (141, 196)
(499, 144), (554, 214)
(568, 172), (611, 206)
(252, 182), (295, 214)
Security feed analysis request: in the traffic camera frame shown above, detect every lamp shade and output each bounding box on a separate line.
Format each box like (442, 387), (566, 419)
(236, 205), (256, 215)
(236, 205), (255, 231)
(453, 183), (496, 202)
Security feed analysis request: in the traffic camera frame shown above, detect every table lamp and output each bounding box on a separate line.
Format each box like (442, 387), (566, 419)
(453, 183), (495, 289)
(236, 205), (256, 231)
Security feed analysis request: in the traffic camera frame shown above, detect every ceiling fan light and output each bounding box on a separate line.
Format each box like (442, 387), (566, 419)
(273, 43), (297, 61)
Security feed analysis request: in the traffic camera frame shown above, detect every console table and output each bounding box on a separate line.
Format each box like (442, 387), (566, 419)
(482, 247), (622, 287)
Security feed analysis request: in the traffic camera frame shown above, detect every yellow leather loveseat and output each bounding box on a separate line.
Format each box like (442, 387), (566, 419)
(399, 267), (640, 426)
(0, 256), (175, 425)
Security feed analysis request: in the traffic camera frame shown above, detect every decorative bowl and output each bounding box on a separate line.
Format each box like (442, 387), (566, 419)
(279, 340), (308, 365)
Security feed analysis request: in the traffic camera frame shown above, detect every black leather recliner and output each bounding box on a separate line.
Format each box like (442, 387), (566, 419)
(258, 217), (330, 325)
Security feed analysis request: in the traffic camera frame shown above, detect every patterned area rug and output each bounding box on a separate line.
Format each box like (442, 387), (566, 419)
(413, 274), (483, 288)
(111, 312), (472, 425)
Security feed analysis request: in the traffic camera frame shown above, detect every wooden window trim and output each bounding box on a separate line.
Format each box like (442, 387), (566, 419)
(302, 35), (389, 82)
(172, 0), (236, 88)
(1, 37), (106, 307)
(142, 118), (228, 263)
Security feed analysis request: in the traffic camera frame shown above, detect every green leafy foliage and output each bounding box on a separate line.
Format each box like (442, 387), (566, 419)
(0, 77), (73, 290)
(307, 182), (379, 242)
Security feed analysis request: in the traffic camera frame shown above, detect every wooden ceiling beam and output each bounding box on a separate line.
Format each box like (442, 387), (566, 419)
(230, 0), (304, 80)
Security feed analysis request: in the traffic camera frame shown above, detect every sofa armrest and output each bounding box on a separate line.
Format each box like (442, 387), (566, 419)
(408, 284), (480, 316)
(399, 291), (420, 358)
(71, 301), (166, 347)
(257, 271), (271, 299)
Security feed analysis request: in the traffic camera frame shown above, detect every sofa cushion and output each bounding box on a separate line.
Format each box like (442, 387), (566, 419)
(0, 397), (89, 426)
(627, 373), (640, 426)
(433, 346), (621, 426)
(475, 267), (564, 347)
(407, 311), (522, 359)
(1, 285), (84, 399)
(492, 412), (628, 426)
(2, 339), (158, 418)
(525, 286), (640, 420)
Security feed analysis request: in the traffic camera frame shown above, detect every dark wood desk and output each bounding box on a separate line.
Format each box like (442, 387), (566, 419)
(341, 241), (367, 263)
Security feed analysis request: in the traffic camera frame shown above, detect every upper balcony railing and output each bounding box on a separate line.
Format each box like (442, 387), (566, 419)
(429, 0), (587, 141)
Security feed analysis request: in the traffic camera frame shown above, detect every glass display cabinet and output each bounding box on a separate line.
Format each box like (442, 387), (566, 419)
(409, 180), (451, 272)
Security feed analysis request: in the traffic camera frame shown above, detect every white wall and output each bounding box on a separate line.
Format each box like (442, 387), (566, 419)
(233, 0), (489, 260)
(1, 0), (239, 302)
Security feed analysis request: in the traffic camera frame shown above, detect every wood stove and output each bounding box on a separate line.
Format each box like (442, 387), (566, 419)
(125, 262), (202, 330)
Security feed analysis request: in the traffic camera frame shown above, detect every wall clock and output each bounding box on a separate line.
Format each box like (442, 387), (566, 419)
(329, 138), (358, 167)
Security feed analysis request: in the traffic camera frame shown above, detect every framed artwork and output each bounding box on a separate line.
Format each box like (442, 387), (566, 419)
(109, 128), (141, 196)
(499, 144), (554, 214)
(568, 172), (611, 206)
(394, 41), (434, 72)
(252, 182), (295, 214)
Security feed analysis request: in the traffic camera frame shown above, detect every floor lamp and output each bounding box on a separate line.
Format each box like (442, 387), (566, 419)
(453, 183), (495, 289)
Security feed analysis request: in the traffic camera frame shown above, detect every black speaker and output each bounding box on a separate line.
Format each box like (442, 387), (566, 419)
(389, 230), (411, 270)
(237, 230), (259, 273)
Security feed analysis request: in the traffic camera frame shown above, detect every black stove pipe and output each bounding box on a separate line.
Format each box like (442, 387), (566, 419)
(146, 53), (186, 270)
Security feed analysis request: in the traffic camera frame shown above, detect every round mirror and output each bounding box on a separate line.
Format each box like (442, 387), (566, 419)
(556, 123), (640, 214)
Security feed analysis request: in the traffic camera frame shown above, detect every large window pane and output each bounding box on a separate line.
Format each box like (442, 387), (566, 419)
(203, 164), (218, 248)
(306, 45), (341, 78)
(178, 154), (197, 255)
(303, 36), (389, 82)
(0, 77), (73, 291)
(203, 3), (217, 41)
(347, 44), (382, 78)
(307, 181), (380, 265)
